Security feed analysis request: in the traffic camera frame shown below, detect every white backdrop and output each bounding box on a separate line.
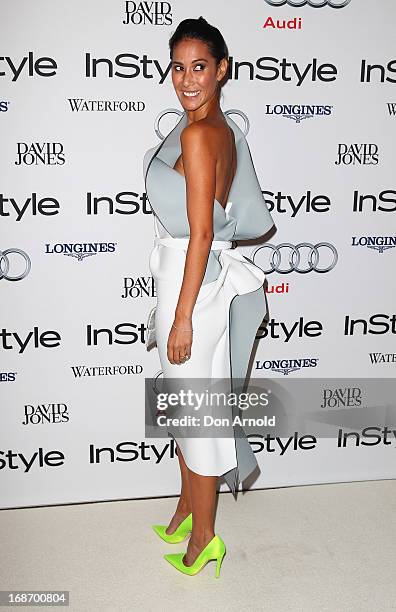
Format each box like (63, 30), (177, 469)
(1, 0), (395, 509)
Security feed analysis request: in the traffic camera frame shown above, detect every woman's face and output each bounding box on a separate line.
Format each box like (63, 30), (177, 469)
(171, 37), (227, 112)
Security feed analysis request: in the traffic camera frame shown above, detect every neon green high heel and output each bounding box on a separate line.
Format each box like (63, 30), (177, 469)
(164, 534), (226, 577)
(152, 512), (192, 544)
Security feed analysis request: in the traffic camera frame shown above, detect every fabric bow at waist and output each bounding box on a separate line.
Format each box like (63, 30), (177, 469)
(153, 235), (265, 299)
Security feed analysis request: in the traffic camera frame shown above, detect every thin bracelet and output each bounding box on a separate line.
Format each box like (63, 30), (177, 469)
(172, 323), (193, 333)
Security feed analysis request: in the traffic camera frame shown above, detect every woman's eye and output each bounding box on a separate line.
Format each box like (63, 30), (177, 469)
(194, 64), (205, 71)
(174, 65), (182, 71)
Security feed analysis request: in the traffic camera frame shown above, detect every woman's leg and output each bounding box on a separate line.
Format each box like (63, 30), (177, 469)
(183, 465), (218, 566)
(165, 441), (192, 534)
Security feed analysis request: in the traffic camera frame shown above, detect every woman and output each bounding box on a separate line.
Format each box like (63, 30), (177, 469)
(144, 17), (274, 577)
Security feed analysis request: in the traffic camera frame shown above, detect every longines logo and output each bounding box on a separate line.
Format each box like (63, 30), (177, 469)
(45, 242), (117, 261)
(265, 104), (333, 123)
(15, 142), (65, 166)
(0, 371), (17, 381)
(320, 386), (361, 408)
(335, 143), (378, 166)
(71, 364), (143, 377)
(122, 276), (156, 298)
(252, 242), (338, 274)
(351, 235), (396, 253)
(255, 357), (319, 375)
(23, 403), (69, 425)
(344, 314), (396, 336)
(0, 101), (10, 112)
(123, 1), (173, 25)
(263, 0), (351, 6)
(68, 98), (146, 112)
(0, 248), (31, 281)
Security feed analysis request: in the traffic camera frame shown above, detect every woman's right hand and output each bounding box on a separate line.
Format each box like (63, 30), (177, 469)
(167, 318), (193, 365)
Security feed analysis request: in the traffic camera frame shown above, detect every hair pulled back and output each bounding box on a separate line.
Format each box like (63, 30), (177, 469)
(169, 16), (229, 66)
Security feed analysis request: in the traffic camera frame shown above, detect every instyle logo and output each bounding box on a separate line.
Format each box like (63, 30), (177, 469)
(335, 143), (378, 166)
(15, 142), (65, 166)
(89, 439), (178, 464)
(344, 314), (396, 336)
(0, 248), (31, 281)
(86, 322), (148, 347)
(121, 276), (156, 298)
(0, 327), (61, 354)
(22, 403), (69, 426)
(360, 60), (396, 84)
(123, 1), (173, 25)
(255, 357), (319, 375)
(263, 0), (351, 7)
(45, 242), (117, 261)
(352, 190), (396, 213)
(351, 235), (396, 253)
(0, 448), (64, 472)
(265, 104), (333, 123)
(257, 317), (323, 342)
(86, 191), (152, 215)
(68, 98), (146, 112)
(0, 53), (57, 81)
(252, 242), (338, 274)
(84, 53), (338, 86)
(0, 193), (60, 221)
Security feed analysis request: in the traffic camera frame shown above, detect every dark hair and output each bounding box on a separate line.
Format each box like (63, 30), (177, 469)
(169, 16), (229, 66)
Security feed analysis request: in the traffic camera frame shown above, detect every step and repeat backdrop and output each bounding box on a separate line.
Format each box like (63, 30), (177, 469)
(1, 0), (395, 509)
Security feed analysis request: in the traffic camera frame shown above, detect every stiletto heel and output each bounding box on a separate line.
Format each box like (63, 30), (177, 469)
(164, 534), (226, 577)
(215, 551), (225, 578)
(152, 512), (192, 543)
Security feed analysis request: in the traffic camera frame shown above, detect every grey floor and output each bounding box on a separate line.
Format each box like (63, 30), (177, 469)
(1, 480), (395, 612)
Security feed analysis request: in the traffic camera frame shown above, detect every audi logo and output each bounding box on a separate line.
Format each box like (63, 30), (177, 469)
(154, 108), (250, 140)
(252, 242), (338, 274)
(0, 248), (31, 281)
(264, 0), (351, 7)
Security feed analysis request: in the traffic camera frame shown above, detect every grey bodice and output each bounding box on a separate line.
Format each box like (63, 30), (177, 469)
(143, 110), (274, 285)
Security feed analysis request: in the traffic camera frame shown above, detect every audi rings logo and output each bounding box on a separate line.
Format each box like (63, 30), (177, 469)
(252, 242), (338, 274)
(0, 248), (31, 281)
(154, 108), (250, 140)
(264, 0), (351, 7)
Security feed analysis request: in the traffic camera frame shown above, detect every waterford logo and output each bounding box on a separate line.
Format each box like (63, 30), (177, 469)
(387, 103), (396, 116)
(45, 242), (117, 261)
(256, 357), (319, 375)
(265, 103), (333, 123)
(351, 235), (396, 253)
(263, 0), (351, 7)
(68, 98), (145, 112)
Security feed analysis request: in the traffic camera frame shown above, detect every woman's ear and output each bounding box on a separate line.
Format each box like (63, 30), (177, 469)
(217, 57), (229, 83)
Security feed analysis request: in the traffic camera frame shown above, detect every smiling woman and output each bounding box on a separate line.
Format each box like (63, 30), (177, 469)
(144, 16), (275, 578)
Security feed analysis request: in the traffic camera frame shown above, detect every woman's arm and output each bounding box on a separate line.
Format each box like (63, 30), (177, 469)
(167, 121), (217, 364)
